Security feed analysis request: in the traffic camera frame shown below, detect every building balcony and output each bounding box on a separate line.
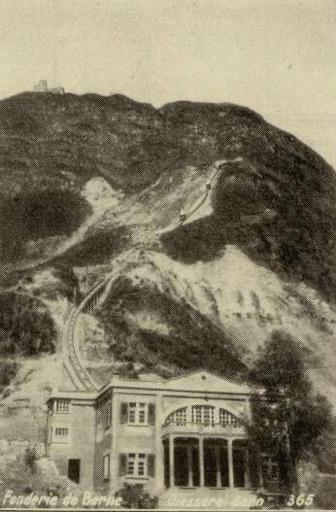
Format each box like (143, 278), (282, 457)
(161, 422), (246, 438)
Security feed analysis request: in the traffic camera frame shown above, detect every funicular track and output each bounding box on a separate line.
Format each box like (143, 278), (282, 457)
(177, 157), (242, 225)
(63, 252), (142, 390)
(63, 158), (242, 390)
(63, 277), (109, 390)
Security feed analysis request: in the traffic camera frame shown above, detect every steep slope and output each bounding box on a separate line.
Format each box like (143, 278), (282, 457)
(0, 93), (335, 407)
(0, 93), (335, 303)
(71, 248), (335, 403)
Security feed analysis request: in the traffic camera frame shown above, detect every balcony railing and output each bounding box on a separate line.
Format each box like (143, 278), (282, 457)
(161, 421), (246, 437)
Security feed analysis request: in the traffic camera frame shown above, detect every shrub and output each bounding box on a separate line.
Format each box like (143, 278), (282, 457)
(0, 291), (56, 356)
(115, 483), (158, 509)
(0, 359), (19, 391)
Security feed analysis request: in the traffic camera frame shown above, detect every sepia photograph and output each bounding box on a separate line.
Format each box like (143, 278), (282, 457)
(0, 0), (335, 510)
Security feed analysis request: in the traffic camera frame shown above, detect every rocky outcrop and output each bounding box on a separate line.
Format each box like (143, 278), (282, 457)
(0, 440), (79, 496)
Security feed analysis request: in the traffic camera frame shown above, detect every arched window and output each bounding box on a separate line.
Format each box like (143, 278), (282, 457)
(164, 405), (241, 428)
(219, 408), (240, 428)
(165, 407), (187, 426)
(191, 405), (215, 426)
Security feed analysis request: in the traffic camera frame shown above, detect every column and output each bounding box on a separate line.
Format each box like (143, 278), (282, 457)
(244, 448), (251, 488)
(199, 437), (205, 487)
(187, 444), (193, 487)
(154, 394), (164, 492)
(228, 439), (234, 488)
(169, 435), (175, 488)
(110, 392), (118, 494)
(215, 445), (221, 488)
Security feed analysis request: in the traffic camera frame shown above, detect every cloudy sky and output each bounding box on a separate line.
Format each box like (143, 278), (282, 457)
(0, 0), (335, 167)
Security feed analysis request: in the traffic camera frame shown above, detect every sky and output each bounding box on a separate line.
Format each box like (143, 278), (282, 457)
(0, 0), (335, 167)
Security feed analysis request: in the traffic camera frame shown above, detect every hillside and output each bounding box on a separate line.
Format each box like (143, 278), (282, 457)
(75, 248), (336, 402)
(0, 92), (335, 410)
(0, 93), (335, 301)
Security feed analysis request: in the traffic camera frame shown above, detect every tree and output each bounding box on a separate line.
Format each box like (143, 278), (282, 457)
(247, 330), (332, 492)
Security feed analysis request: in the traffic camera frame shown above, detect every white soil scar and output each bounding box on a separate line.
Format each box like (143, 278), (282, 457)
(159, 157), (243, 234)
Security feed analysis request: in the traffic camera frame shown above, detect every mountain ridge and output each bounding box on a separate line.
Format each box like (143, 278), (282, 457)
(0, 92), (335, 411)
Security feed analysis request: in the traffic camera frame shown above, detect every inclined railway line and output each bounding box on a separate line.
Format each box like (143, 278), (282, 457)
(63, 277), (108, 390)
(178, 157), (242, 224)
(63, 158), (242, 390)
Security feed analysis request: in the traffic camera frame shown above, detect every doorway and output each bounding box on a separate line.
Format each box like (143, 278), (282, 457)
(204, 438), (229, 488)
(233, 440), (248, 487)
(68, 458), (81, 483)
(163, 437), (200, 487)
(174, 438), (199, 487)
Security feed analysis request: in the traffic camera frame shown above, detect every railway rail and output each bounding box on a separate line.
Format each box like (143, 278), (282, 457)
(63, 158), (242, 390)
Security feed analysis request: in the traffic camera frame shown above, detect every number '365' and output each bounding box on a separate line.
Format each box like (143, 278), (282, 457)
(286, 494), (315, 507)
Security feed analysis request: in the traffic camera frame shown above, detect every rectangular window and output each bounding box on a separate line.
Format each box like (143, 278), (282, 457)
(138, 454), (146, 476)
(128, 403), (136, 424)
(138, 403), (146, 424)
(126, 453), (148, 477)
(56, 399), (70, 414)
(127, 453), (136, 475)
(53, 427), (70, 443)
(103, 453), (110, 480)
(55, 427), (69, 436)
(126, 403), (149, 425)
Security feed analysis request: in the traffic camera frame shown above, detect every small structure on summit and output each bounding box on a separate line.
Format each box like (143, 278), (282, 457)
(33, 79), (65, 95)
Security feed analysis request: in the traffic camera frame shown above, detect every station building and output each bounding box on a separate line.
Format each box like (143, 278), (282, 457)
(46, 370), (266, 501)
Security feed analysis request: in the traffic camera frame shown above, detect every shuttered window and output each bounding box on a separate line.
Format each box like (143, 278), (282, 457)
(119, 453), (155, 478)
(120, 402), (156, 425)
